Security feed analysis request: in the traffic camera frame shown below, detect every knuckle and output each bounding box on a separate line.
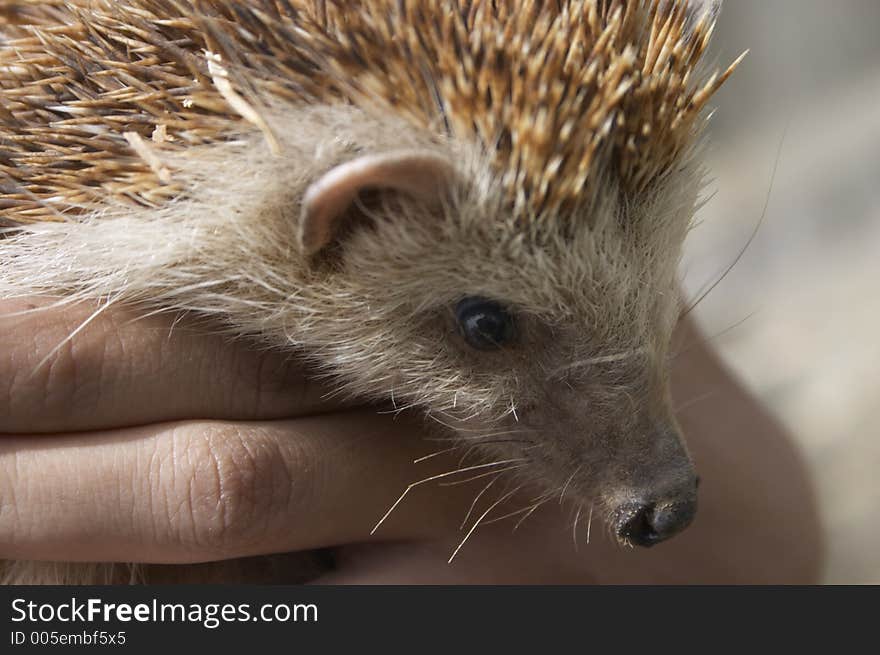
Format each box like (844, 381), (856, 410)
(159, 423), (301, 555)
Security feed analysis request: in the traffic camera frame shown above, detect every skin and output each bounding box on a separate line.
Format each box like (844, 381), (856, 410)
(0, 298), (823, 583)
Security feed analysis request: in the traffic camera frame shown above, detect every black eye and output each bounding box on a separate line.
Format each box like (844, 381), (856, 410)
(455, 297), (516, 351)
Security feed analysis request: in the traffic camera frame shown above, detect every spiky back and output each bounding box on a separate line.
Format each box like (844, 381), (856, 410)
(0, 0), (737, 223)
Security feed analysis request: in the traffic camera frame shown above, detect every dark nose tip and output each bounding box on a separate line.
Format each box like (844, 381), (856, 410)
(614, 497), (697, 547)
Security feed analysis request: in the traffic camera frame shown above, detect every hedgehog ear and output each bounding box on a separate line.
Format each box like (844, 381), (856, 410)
(299, 151), (456, 257)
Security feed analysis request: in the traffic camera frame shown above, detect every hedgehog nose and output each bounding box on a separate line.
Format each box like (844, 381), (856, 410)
(614, 496), (697, 547)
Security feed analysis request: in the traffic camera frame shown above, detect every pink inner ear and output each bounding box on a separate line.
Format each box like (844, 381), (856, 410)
(299, 150), (455, 256)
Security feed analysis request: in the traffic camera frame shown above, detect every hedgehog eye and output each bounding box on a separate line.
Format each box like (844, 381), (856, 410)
(455, 297), (516, 351)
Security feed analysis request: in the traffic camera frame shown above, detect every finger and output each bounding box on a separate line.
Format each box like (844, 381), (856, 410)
(0, 410), (509, 564)
(0, 298), (343, 434)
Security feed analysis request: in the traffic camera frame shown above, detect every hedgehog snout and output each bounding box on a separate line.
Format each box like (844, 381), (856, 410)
(611, 480), (699, 548)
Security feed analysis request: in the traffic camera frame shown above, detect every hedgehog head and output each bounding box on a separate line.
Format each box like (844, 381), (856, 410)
(297, 125), (702, 547)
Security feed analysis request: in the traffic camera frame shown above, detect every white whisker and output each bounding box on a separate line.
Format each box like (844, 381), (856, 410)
(513, 495), (552, 531)
(586, 504), (595, 544)
(674, 390), (718, 414)
(559, 464), (583, 505)
(481, 493), (550, 527)
(546, 348), (647, 380)
(371, 459), (525, 535)
(439, 464), (524, 487)
(460, 475), (501, 530)
(449, 485), (523, 563)
(413, 447), (458, 464)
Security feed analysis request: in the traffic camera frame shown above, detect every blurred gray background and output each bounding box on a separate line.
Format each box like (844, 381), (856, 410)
(685, 1), (880, 583)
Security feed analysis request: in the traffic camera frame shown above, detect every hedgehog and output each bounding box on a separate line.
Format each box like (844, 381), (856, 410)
(0, 0), (742, 584)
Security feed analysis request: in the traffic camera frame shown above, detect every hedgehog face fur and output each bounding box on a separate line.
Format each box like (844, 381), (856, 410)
(1, 0), (740, 563)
